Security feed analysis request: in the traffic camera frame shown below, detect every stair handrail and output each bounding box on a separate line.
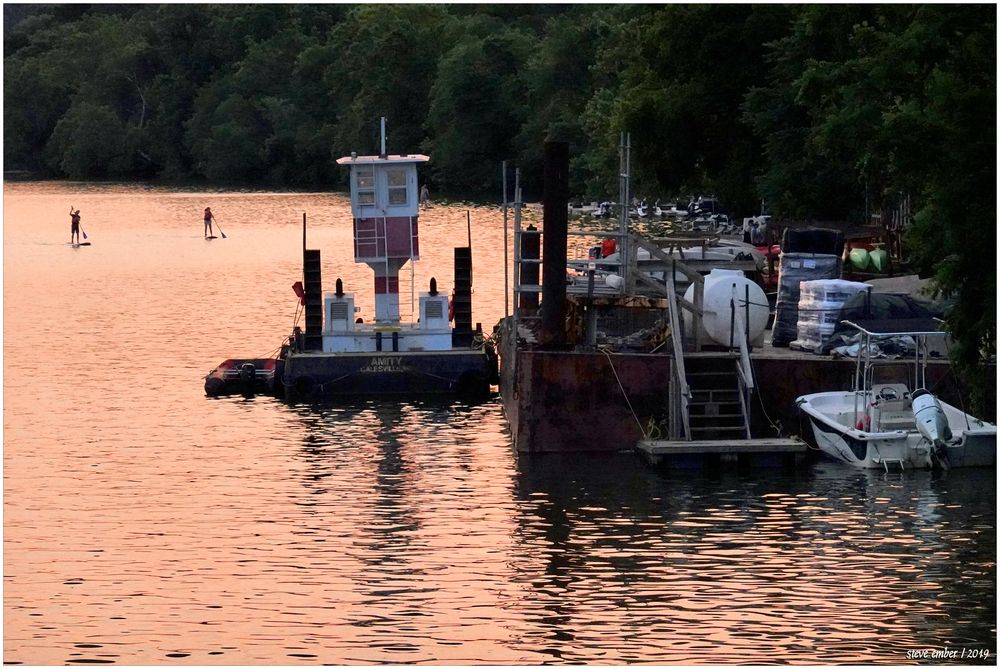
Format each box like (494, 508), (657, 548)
(630, 233), (705, 350)
(665, 268), (692, 440)
(730, 286), (754, 438)
(730, 294), (754, 392)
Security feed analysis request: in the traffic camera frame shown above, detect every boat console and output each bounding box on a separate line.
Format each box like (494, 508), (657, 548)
(870, 383), (914, 431)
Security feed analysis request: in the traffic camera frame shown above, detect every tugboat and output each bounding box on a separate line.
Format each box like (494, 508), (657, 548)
(275, 118), (495, 399)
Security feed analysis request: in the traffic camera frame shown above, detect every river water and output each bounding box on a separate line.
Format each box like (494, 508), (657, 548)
(3, 182), (995, 665)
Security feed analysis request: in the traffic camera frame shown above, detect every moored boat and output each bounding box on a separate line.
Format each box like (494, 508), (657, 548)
(796, 319), (995, 470)
(204, 358), (277, 396)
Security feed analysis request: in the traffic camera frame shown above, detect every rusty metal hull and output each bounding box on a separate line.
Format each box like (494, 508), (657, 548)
(500, 344), (673, 453)
(500, 331), (990, 453)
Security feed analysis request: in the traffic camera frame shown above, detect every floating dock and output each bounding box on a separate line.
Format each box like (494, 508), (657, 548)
(636, 437), (807, 469)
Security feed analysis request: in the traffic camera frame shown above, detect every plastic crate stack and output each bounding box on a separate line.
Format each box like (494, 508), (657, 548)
(771, 253), (841, 346)
(771, 228), (846, 348)
(790, 279), (872, 353)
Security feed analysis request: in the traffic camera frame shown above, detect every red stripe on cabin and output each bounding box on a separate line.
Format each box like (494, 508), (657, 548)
(374, 277), (400, 294)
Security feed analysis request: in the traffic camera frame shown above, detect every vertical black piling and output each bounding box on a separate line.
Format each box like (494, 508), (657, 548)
(453, 246), (473, 347)
(540, 140), (569, 348)
(303, 249), (323, 350)
(302, 214), (323, 351)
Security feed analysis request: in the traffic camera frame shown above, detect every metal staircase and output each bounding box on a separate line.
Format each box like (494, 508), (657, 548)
(664, 266), (755, 441)
(686, 356), (752, 440)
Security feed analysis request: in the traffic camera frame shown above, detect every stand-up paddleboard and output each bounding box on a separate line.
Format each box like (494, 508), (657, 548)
(68, 242), (92, 247)
(205, 235), (218, 240)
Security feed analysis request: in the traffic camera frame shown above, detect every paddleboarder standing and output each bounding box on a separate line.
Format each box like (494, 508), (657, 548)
(204, 206), (215, 238)
(69, 206), (81, 244)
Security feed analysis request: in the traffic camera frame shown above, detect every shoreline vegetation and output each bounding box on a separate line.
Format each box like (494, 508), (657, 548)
(5, 4), (994, 411)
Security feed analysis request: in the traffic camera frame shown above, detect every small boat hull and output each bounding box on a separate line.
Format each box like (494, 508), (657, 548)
(205, 358), (277, 396)
(797, 391), (996, 469)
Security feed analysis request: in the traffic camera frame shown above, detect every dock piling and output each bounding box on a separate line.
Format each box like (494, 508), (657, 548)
(540, 141), (569, 348)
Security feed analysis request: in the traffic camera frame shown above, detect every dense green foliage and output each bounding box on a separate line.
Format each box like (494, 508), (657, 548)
(4, 4), (995, 403)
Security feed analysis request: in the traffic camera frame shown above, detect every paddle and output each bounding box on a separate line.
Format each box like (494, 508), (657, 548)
(214, 218), (227, 239)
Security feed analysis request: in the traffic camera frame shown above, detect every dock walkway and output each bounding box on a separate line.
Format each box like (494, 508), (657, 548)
(637, 437), (807, 468)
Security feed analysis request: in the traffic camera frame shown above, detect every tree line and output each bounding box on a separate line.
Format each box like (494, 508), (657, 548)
(4, 4), (995, 406)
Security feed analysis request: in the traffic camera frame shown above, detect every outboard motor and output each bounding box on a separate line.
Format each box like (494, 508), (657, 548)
(912, 388), (952, 469)
(240, 362), (257, 385)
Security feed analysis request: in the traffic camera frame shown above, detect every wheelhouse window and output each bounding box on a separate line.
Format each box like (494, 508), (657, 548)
(356, 166), (375, 206)
(387, 168), (408, 206)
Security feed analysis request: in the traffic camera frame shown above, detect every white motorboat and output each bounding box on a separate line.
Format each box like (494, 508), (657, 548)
(657, 202), (689, 219)
(797, 320), (995, 470)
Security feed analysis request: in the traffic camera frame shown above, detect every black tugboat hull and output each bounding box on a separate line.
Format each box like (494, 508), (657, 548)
(281, 349), (491, 399)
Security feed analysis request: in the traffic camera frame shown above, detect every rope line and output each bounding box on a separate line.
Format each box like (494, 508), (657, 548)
(749, 353), (783, 436)
(600, 347), (647, 438)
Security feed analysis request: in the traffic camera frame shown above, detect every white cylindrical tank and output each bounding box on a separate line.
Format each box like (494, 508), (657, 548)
(683, 269), (769, 346)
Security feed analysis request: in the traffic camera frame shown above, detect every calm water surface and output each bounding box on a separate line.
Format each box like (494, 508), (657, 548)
(3, 182), (996, 665)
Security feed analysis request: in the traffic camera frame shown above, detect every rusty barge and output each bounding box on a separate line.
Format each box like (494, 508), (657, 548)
(497, 142), (993, 458)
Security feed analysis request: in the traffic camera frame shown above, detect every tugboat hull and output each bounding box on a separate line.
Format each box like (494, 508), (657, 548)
(281, 349), (492, 398)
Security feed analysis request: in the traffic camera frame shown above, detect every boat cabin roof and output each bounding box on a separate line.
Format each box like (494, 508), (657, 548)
(335, 154), (429, 166)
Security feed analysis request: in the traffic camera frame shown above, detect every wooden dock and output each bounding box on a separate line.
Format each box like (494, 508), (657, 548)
(637, 438), (807, 469)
